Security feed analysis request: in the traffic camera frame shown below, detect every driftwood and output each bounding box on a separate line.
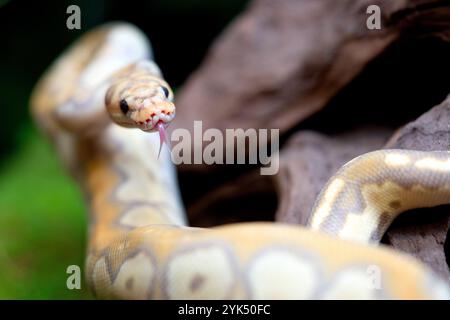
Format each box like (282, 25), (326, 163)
(274, 128), (392, 225)
(186, 99), (450, 280)
(172, 0), (450, 281)
(273, 98), (450, 280)
(383, 96), (450, 280)
(173, 0), (450, 169)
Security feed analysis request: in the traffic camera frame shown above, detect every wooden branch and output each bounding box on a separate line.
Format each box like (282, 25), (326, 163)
(172, 0), (450, 172)
(383, 95), (450, 281)
(274, 128), (391, 225)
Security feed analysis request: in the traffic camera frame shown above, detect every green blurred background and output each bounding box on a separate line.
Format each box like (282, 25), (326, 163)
(0, 0), (248, 299)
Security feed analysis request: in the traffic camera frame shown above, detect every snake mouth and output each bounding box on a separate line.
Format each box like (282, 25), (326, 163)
(138, 111), (175, 132)
(145, 120), (169, 131)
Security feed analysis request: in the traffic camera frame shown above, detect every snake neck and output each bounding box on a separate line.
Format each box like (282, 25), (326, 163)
(77, 124), (186, 253)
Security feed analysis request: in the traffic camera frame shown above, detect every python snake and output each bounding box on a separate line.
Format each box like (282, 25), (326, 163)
(30, 23), (450, 299)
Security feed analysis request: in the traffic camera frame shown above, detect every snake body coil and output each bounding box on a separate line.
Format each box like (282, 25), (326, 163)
(30, 23), (450, 299)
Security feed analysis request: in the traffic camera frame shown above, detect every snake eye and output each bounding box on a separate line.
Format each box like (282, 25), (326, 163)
(119, 99), (129, 114)
(161, 86), (169, 98)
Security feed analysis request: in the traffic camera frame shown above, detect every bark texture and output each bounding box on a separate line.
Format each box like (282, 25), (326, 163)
(172, 0), (450, 280)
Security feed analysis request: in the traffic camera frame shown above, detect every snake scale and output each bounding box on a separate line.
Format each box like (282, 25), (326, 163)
(30, 23), (450, 299)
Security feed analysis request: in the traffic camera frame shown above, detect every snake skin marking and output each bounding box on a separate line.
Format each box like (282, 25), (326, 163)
(317, 265), (388, 300)
(91, 256), (113, 299)
(31, 23), (450, 300)
(117, 204), (174, 229)
(246, 247), (322, 299)
(309, 178), (346, 230)
(384, 153), (411, 166)
(112, 163), (167, 203)
(340, 181), (448, 242)
(163, 243), (238, 299)
(111, 250), (157, 299)
(415, 157), (450, 171)
(103, 125), (186, 226)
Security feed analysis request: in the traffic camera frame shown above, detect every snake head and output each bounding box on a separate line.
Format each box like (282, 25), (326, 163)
(105, 74), (175, 132)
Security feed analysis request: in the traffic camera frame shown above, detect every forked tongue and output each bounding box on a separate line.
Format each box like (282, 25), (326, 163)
(157, 121), (171, 158)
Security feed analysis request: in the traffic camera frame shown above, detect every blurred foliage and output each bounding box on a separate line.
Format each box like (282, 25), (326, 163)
(0, 127), (91, 299)
(0, 0), (248, 299)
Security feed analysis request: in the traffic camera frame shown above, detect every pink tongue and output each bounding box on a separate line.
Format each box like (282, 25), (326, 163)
(156, 121), (171, 158)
